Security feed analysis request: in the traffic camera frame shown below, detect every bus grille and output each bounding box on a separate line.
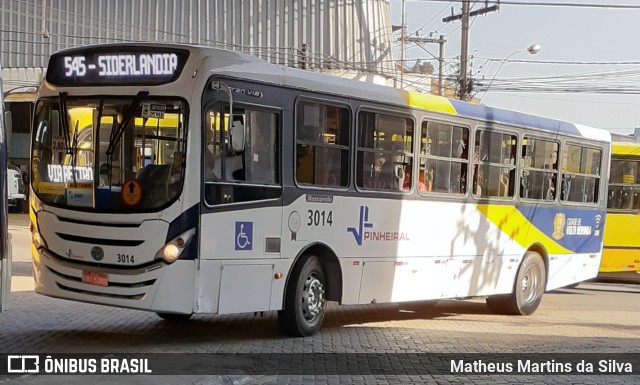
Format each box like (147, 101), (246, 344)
(46, 265), (156, 301)
(56, 283), (145, 300)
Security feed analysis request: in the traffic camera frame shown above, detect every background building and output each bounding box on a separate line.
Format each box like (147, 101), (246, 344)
(1, 0), (396, 167)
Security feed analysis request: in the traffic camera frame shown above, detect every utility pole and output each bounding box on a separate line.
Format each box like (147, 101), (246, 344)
(400, 0), (406, 89)
(459, 0), (470, 100)
(443, 0), (500, 100)
(403, 35), (447, 96)
(438, 35), (445, 96)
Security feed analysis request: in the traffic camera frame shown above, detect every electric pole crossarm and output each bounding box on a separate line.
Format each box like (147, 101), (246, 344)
(442, 5), (500, 22)
(404, 37), (445, 44)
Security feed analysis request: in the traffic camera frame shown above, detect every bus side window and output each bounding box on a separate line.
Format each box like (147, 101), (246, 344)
(296, 102), (350, 188)
(561, 145), (601, 204)
(356, 112), (413, 192)
(473, 130), (516, 198)
(203, 105), (281, 205)
(419, 121), (468, 195)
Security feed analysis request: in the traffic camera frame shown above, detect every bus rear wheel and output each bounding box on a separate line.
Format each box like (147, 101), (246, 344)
(487, 251), (546, 316)
(278, 254), (326, 337)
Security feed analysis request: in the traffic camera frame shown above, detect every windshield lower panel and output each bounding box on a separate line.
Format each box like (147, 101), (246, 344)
(31, 96), (188, 212)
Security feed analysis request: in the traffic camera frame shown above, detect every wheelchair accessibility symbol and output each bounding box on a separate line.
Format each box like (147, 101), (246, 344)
(235, 222), (253, 251)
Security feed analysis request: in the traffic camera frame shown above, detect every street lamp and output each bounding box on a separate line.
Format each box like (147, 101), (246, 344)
(478, 43), (541, 103)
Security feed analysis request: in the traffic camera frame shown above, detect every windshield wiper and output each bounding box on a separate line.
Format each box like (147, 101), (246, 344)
(70, 120), (80, 184)
(106, 91), (148, 157)
(58, 92), (71, 154)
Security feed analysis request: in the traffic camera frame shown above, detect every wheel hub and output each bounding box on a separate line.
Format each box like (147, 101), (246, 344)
(303, 275), (324, 320)
(521, 265), (539, 303)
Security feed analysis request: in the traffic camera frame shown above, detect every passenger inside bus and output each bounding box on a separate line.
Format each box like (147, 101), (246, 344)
(402, 163), (413, 191)
(376, 161), (396, 190)
(417, 168), (431, 192)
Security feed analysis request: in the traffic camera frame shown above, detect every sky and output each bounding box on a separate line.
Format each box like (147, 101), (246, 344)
(389, 0), (640, 134)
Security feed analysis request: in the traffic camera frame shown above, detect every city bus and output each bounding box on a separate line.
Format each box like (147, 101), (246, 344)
(1, 58), (12, 311)
(30, 44), (610, 336)
(602, 138), (640, 281)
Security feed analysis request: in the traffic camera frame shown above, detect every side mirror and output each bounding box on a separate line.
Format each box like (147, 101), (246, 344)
(229, 114), (245, 152)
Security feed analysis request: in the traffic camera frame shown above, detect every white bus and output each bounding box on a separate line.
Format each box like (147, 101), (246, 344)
(30, 44), (610, 336)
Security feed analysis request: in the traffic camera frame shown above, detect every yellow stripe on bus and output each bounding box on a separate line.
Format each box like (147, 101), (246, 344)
(476, 204), (572, 254)
(403, 90), (458, 115)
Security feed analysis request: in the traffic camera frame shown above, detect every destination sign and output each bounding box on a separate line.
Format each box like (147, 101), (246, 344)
(46, 47), (190, 86)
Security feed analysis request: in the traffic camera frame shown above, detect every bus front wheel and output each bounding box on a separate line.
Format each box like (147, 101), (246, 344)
(278, 254), (326, 337)
(487, 251), (546, 316)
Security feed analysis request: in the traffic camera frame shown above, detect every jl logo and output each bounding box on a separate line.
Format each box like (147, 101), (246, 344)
(347, 206), (373, 246)
(552, 213), (566, 240)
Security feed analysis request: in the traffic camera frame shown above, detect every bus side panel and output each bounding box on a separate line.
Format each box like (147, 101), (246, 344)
(546, 253), (600, 289)
(198, 206), (284, 314)
(517, 205), (605, 289)
(283, 196), (524, 305)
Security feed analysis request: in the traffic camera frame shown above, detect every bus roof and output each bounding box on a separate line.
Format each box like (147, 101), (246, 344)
(47, 43), (611, 143)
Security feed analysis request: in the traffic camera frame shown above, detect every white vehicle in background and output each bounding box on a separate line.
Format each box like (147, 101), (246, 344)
(6, 165), (25, 213)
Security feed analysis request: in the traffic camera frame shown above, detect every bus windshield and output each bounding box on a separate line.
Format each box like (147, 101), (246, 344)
(31, 96), (187, 212)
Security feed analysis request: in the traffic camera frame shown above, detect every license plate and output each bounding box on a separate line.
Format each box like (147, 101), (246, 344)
(82, 271), (108, 287)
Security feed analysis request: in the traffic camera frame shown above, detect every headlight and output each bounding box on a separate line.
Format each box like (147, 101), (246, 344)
(163, 244), (180, 262)
(155, 228), (196, 264)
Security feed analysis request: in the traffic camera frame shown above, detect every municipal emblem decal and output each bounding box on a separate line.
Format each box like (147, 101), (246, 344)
(552, 213), (566, 240)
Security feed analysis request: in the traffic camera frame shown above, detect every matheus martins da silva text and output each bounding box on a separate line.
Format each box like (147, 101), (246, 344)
(450, 359), (633, 374)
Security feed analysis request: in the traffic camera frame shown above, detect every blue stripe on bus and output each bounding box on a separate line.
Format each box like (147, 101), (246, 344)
(166, 203), (199, 260)
(450, 100), (582, 137)
(517, 205), (605, 254)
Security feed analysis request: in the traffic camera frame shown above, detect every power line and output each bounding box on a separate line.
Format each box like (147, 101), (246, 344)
(414, 0), (640, 9)
(410, 2), (452, 34)
(486, 92), (640, 106)
(478, 57), (640, 65)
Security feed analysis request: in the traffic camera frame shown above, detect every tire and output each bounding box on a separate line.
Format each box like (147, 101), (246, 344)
(278, 254), (326, 337)
(507, 251), (546, 315)
(487, 251), (546, 315)
(156, 312), (193, 321)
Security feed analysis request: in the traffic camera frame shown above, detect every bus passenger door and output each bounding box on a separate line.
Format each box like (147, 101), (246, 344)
(198, 105), (283, 314)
